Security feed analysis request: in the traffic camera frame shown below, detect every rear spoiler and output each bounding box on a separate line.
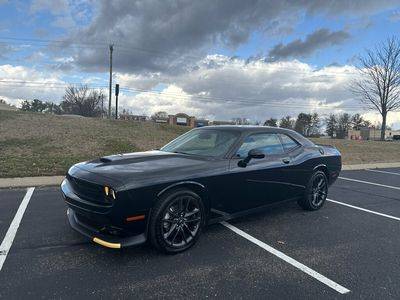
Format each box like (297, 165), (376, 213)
(315, 143), (336, 149)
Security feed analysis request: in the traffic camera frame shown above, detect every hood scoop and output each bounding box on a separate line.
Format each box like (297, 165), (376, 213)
(99, 157), (112, 163)
(99, 153), (136, 163)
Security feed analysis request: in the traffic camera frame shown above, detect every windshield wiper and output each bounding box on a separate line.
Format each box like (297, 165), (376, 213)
(172, 150), (190, 155)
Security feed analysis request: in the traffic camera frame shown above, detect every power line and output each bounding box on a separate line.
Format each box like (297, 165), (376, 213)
(118, 86), (363, 109)
(0, 79), (364, 110)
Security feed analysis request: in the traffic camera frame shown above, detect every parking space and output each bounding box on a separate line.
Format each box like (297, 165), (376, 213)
(1, 168), (400, 298)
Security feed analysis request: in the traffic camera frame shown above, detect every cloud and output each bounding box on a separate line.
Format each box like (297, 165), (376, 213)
(116, 55), (400, 127)
(0, 64), (65, 106)
(269, 29), (350, 60)
(389, 10), (400, 22)
(115, 56), (361, 121)
(67, 0), (399, 74)
(2, 56), (400, 127)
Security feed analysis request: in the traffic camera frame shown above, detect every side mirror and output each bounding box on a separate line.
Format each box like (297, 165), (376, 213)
(248, 149), (265, 159)
(238, 149), (265, 167)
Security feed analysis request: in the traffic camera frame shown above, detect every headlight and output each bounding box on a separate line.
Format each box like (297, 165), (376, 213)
(104, 186), (116, 200)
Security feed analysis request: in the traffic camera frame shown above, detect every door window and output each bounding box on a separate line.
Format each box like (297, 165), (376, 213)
(236, 133), (284, 158)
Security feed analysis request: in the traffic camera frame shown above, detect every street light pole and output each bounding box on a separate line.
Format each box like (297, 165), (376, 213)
(108, 44), (114, 119)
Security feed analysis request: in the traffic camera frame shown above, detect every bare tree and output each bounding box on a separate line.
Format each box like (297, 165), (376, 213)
(351, 37), (400, 140)
(61, 85), (104, 117)
(151, 111), (168, 121)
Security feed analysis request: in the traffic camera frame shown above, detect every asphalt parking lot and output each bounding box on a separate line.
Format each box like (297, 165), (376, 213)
(1, 168), (400, 299)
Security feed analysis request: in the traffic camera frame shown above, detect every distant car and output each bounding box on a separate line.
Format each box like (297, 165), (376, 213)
(61, 126), (341, 253)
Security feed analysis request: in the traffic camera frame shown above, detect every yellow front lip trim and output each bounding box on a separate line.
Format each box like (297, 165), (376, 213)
(93, 237), (121, 249)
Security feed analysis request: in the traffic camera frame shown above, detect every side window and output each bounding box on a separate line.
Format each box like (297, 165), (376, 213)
(236, 133), (284, 158)
(279, 134), (299, 152)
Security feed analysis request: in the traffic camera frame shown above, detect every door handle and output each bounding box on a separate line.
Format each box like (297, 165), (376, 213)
(282, 158), (290, 164)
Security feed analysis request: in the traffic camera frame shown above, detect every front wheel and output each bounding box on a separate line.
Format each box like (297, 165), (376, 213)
(298, 170), (328, 211)
(149, 188), (205, 254)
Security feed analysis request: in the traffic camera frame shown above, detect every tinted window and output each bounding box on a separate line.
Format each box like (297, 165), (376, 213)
(236, 133), (284, 157)
(279, 134), (299, 151)
(161, 129), (240, 157)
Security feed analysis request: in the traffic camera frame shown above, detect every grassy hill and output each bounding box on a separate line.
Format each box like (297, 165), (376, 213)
(1, 110), (400, 178)
(311, 138), (400, 166)
(0, 101), (17, 111)
(0, 110), (188, 177)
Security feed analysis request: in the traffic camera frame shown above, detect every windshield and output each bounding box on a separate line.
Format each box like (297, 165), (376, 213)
(160, 129), (240, 157)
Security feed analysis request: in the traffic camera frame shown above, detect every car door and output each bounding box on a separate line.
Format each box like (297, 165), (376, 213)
(276, 133), (307, 199)
(227, 132), (290, 212)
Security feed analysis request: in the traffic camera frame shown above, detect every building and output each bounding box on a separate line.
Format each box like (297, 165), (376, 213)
(210, 120), (236, 126)
(348, 128), (400, 140)
(119, 114), (148, 122)
(195, 119), (209, 127)
(151, 112), (210, 128)
(167, 113), (196, 127)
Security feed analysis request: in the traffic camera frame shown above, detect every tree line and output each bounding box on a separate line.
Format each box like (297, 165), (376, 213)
(263, 112), (374, 138)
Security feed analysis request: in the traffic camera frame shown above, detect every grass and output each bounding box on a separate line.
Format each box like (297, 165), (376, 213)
(0, 110), (188, 177)
(1, 110), (400, 178)
(311, 138), (400, 165)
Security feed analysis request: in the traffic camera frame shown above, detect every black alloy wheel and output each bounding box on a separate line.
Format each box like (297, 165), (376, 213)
(298, 170), (328, 211)
(150, 189), (205, 253)
(162, 195), (201, 247)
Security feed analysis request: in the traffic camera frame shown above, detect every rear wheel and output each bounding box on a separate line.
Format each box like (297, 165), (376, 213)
(149, 188), (205, 254)
(298, 170), (328, 211)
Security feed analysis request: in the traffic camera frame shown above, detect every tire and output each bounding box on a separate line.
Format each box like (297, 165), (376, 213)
(149, 188), (205, 254)
(298, 170), (328, 211)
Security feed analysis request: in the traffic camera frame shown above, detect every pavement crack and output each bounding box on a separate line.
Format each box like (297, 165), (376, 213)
(11, 241), (89, 253)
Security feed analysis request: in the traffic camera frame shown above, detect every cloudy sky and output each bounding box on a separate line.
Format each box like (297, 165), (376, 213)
(1, 0), (400, 126)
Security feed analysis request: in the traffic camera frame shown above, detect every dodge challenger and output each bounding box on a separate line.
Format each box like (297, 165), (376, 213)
(61, 126), (341, 253)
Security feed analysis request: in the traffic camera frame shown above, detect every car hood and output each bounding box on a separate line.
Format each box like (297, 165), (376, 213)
(73, 150), (213, 188)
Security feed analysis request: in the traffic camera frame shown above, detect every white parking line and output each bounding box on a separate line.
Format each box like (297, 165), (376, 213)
(0, 187), (35, 271)
(365, 169), (400, 176)
(327, 199), (400, 221)
(339, 177), (400, 190)
(221, 221), (350, 294)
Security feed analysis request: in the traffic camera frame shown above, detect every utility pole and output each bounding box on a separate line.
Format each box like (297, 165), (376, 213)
(115, 84), (119, 120)
(99, 94), (104, 118)
(108, 44), (114, 119)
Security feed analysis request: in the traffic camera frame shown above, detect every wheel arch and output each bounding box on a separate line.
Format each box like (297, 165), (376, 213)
(313, 164), (330, 183)
(156, 181), (211, 214)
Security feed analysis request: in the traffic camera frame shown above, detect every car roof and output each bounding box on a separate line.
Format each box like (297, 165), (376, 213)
(196, 125), (315, 146)
(198, 125), (289, 133)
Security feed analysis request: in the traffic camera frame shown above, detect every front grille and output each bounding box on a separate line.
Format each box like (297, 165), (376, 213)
(76, 213), (125, 236)
(75, 212), (106, 230)
(67, 174), (109, 205)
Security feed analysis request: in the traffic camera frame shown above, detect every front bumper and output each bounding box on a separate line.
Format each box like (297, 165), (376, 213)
(61, 176), (148, 249)
(67, 208), (146, 249)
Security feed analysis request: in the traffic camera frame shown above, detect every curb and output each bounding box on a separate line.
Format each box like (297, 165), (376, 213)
(0, 176), (64, 189)
(1, 162), (400, 188)
(341, 162), (400, 170)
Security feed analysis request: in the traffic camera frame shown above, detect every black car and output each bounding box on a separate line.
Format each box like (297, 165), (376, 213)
(61, 126), (341, 253)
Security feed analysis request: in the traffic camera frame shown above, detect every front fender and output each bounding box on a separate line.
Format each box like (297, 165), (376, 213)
(156, 181), (211, 215)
